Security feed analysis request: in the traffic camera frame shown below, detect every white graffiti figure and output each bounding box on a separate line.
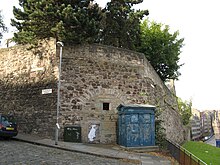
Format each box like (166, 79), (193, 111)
(88, 125), (97, 142)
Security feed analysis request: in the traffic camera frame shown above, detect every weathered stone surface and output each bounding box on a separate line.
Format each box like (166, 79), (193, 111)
(0, 40), (185, 144)
(60, 45), (184, 144)
(0, 39), (58, 138)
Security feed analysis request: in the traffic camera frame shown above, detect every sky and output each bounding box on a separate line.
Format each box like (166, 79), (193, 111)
(1, 0), (220, 110)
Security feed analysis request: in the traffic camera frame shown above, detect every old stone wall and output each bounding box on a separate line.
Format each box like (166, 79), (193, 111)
(60, 44), (185, 144)
(0, 39), (58, 137)
(0, 41), (185, 144)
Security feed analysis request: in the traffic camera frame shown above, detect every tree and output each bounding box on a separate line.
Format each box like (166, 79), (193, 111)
(137, 19), (184, 82)
(0, 11), (7, 40)
(11, 0), (103, 45)
(177, 98), (192, 125)
(100, 0), (148, 50)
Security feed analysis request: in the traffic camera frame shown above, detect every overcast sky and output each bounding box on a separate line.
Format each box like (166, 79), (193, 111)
(1, 0), (220, 110)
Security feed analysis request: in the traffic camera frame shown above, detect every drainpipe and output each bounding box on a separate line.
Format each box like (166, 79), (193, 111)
(55, 41), (64, 145)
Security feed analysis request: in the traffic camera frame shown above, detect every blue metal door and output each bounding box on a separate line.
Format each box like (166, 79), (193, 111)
(117, 104), (155, 147)
(126, 113), (154, 147)
(140, 114), (154, 146)
(127, 114), (140, 147)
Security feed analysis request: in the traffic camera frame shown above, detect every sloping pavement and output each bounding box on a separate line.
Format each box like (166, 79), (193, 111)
(205, 135), (216, 147)
(13, 133), (171, 165)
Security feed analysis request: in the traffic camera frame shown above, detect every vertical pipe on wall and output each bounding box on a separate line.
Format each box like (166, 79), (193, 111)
(55, 41), (64, 145)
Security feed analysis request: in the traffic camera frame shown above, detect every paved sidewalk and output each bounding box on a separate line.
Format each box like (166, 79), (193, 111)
(205, 135), (215, 147)
(13, 133), (171, 165)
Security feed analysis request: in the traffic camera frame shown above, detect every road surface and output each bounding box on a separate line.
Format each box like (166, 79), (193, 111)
(0, 139), (137, 165)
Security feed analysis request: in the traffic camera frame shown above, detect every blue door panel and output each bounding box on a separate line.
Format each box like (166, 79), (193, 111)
(117, 105), (155, 147)
(142, 123), (152, 145)
(131, 114), (139, 123)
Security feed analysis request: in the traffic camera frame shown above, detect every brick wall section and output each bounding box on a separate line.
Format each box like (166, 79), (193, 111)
(0, 41), (185, 144)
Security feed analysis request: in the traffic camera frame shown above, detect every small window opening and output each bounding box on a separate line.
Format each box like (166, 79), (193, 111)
(103, 103), (110, 110)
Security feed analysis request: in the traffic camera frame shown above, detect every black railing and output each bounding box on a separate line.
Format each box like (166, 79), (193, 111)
(166, 139), (207, 165)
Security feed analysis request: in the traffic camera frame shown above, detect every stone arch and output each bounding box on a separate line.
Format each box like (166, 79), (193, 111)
(79, 87), (128, 144)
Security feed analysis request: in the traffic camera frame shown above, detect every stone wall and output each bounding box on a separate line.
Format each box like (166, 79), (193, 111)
(0, 41), (185, 144)
(0, 39), (58, 137)
(60, 44), (185, 144)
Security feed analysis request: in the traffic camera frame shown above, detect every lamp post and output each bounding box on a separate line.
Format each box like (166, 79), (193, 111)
(55, 41), (64, 145)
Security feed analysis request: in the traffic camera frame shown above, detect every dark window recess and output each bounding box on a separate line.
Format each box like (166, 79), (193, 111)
(103, 103), (110, 110)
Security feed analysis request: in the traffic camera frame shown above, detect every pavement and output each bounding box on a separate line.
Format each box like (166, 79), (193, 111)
(13, 133), (172, 165)
(205, 135), (216, 147)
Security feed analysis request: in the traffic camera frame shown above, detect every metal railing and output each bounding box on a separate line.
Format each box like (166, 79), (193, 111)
(166, 139), (207, 165)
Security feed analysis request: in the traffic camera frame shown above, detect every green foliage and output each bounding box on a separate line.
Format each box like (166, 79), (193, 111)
(177, 98), (192, 125)
(11, 0), (184, 82)
(183, 141), (220, 165)
(100, 0), (148, 50)
(155, 108), (166, 148)
(0, 11), (7, 39)
(137, 19), (184, 81)
(11, 0), (103, 45)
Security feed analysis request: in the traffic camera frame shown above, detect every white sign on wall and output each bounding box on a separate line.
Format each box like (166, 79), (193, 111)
(42, 89), (52, 94)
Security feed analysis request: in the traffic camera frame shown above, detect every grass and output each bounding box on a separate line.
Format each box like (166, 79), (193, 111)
(182, 141), (220, 165)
